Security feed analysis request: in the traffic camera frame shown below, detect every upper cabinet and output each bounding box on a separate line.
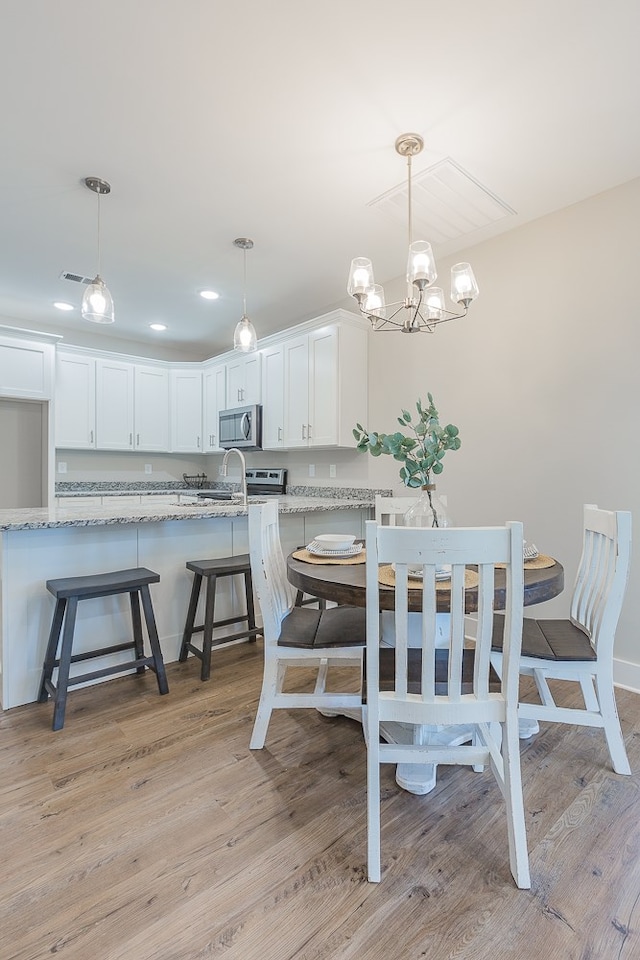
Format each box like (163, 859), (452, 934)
(261, 344), (285, 450)
(225, 352), (261, 408)
(170, 367), (203, 453)
(56, 352), (96, 448)
(95, 359), (135, 450)
(203, 360), (226, 453)
(283, 321), (367, 449)
(134, 365), (170, 451)
(0, 329), (57, 401)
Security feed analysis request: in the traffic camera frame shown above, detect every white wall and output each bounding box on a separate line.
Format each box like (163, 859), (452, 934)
(360, 176), (640, 674)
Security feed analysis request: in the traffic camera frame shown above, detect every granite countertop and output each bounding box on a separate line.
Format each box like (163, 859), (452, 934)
(0, 493), (378, 531)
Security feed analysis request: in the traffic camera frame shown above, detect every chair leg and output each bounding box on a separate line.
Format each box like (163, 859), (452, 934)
(139, 584), (169, 696)
(249, 654), (281, 749)
(179, 574), (202, 662)
(243, 569), (259, 642)
(129, 590), (147, 675)
(200, 575), (217, 681)
(595, 671), (631, 775)
(500, 716), (531, 889)
(51, 597), (79, 732)
(366, 707), (382, 882)
(38, 598), (66, 702)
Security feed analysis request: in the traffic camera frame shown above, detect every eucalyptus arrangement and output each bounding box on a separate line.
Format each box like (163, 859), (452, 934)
(353, 394), (461, 527)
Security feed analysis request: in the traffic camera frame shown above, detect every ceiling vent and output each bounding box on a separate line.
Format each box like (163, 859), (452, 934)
(369, 157), (515, 245)
(59, 270), (93, 285)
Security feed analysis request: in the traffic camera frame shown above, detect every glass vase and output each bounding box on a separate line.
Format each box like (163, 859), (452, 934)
(403, 484), (450, 529)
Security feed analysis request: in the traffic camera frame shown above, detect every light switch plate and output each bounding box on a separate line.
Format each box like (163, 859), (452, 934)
(57, 462), (67, 474)
(144, 464), (152, 474)
(329, 464), (337, 478)
(308, 464), (316, 477)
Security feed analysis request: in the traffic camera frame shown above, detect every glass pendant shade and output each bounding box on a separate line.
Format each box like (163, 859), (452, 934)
(347, 257), (374, 297)
(234, 314), (257, 352)
(364, 283), (386, 319)
(81, 275), (115, 323)
(451, 262), (479, 305)
(407, 241), (437, 290)
(423, 286), (445, 321)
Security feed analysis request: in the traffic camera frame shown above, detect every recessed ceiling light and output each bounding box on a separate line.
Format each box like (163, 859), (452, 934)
(200, 290), (219, 300)
(53, 301), (74, 311)
(149, 322), (167, 331)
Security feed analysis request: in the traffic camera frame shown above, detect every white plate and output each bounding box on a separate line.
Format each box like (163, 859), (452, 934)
(523, 542), (539, 560)
(307, 541), (363, 558)
(392, 563), (452, 581)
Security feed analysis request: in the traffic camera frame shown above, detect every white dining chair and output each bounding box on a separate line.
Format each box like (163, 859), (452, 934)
(374, 494), (419, 525)
(491, 504), (632, 775)
(364, 518), (530, 888)
(248, 500), (366, 749)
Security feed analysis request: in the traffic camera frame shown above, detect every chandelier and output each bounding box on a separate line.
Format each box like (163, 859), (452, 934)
(233, 237), (258, 352)
(81, 177), (115, 324)
(347, 134), (479, 333)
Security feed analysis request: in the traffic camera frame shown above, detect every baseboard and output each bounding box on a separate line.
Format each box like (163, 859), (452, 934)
(614, 657), (640, 695)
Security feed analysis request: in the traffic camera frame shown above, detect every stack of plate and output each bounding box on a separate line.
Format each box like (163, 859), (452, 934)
(306, 533), (362, 558)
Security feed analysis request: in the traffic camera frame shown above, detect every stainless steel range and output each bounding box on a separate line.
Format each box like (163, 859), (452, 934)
(197, 468), (287, 501)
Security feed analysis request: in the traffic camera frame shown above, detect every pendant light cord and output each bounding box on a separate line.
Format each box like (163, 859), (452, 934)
(407, 152), (413, 247)
(243, 246), (248, 316)
(96, 189), (102, 277)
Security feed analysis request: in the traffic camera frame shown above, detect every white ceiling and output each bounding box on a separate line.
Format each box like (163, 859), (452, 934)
(1, 0), (639, 359)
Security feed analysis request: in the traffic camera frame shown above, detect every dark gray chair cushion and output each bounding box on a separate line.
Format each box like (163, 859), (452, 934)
(278, 605), (366, 649)
(491, 614), (597, 662)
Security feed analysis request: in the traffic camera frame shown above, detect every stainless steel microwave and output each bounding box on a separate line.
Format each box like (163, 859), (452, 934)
(218, 404), (262, 451)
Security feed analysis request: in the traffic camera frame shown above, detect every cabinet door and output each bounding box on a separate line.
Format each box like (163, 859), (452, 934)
(55, 352), (96, 448)
(134, 365), (169, 451)
(283, 335), (310, 448)
(170, 369), (203, 453)
(203, 362), (226, 452)
(308, 326), (338, 446)
(226, 353), (262, 407)
(261, 344), (285, 449)
(96, 359), (135, 450)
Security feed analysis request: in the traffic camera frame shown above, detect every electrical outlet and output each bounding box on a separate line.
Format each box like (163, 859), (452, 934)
(57, 462), (67, 474)
(308, 464), (316, 477)
(329, 464), (337, 478)
(144, 463), (152, 474)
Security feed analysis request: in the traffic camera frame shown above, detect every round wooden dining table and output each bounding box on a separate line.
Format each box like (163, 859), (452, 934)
(287, 550), (565, 612)
(287, 548), (565, 795)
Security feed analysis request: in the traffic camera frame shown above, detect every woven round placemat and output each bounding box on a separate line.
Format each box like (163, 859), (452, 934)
(378, 565), (479, 590)
(292, 547), (367, 566)
(496, 554), (556, 570)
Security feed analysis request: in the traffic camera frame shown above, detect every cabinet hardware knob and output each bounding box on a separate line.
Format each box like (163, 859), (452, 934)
(90, 429), (94, 444)
(302, 424), (306, 439)
(129, 433), (133, 446)
(136, 433), (140, 445)
(278, 427), (282, 441)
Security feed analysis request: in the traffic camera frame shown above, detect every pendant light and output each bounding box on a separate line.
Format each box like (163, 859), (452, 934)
(347, 134), (479, 333)
(81, 176), (115, 324)
(233, 237), (257, 352)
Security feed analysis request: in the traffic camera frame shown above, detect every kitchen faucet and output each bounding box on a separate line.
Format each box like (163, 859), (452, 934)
(221, 448), (248, 506)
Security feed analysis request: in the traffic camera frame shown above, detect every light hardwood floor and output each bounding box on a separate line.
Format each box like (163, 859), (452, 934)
(2, 641), (640, 960)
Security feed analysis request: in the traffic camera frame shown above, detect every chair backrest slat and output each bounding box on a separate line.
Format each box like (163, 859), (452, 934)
(570, 504), (632, 656)
(248, 501), (295, 645)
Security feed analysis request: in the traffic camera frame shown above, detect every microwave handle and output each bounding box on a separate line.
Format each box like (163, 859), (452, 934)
(241, 411), (251, 440)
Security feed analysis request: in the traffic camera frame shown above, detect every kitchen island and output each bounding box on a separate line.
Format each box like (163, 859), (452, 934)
(0, 493), (376, 710)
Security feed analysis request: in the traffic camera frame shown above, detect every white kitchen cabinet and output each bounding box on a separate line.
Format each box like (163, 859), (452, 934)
(283, 323), (367, 449)
(134, 364), (169, 451)
(55, 352), (96, 448)
(261, 343), (285, 450)
(0, 332), (56, 401)
(203, 360), (226, 452)
(96, 359), (135, 450)
(225, 353), (261, 408)
(170, 368), (203, 453)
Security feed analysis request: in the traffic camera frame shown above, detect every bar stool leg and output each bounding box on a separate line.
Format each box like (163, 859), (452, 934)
(200, 574), (218, 681)
(139, 585), (169, 695)
(129, 590), (147, 675)
(179, 574), (202, 662)
(244, 569), (258, 642)
(52, 597), (79, 731)
(38, 598), (66, 703)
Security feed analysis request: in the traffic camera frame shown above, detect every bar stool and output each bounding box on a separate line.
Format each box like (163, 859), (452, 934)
(38, 567), (169, 731)
(179, 554), (261, 681)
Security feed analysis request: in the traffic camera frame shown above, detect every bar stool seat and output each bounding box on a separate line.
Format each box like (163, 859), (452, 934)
(38, 567), (169, 731)
(179, 554), (261, 681)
